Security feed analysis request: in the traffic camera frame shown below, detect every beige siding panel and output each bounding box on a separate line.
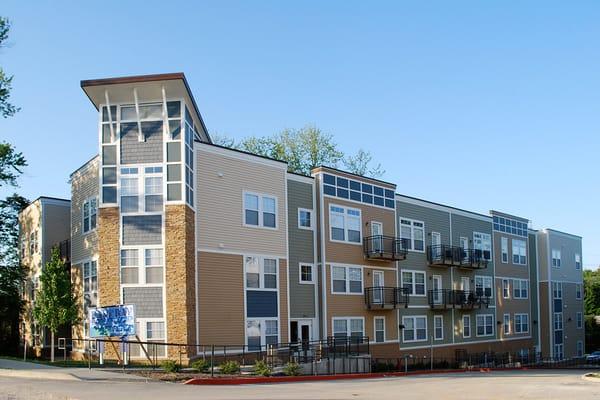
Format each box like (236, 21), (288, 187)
(19, 201), (42, 276)
(196, 146), (287, 256)
(493, 233), (529, 279)
(198, 251), (245, 345)
(323, 197), (396, 266)
(71, 158), (99, 264)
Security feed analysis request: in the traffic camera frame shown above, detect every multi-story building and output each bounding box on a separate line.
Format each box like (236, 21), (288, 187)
(18, 196), (71, 354)
(19, 72), (585, 362)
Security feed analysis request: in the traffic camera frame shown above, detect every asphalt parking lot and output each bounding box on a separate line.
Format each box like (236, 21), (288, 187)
(0, 369), (599, 400)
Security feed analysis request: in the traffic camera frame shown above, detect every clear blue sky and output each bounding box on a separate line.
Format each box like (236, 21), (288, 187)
(1, 1), (598, 268)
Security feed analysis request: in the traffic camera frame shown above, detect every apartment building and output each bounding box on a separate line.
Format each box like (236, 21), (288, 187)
(19, 72), (585, 361)
(18, 196), (71, 353)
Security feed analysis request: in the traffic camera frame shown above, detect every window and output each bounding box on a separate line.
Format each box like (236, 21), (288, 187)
(576, 284), (582, 300)
(514, 313), (529, 333)
(475, 275), (492, 298)
(332, 266), (362, 294)
(401, 270), (426, 296)
(321, 173), (395, 209)
(144, 174), (163, 212)
(120, 167), (163, 214)
(145, 249), (164, 284)
(502, 279), (510, 299)
(577, 341), (584, 357)
(330, 205), (361, 243)
(147, 322), (165, 340)
(552, 282), (563, 299)
(473, 232), (492, 260)
(476, 314), (494, 337)
(462, 315), (471, 338)
(399, 218), (424, 251)
(513, 279), (528, 299)
(434, 315), (443, 340)
(246, 318), (279, 349)
(577, 312), (583, 329)
(552, 249), (561, 267)
(29, 231), (38, 254)
(83, 260), (98, 313)
(492, 215), (528, 237)
(503, 314), (511, 335)
(512, 239), (527, 265)
(402, 316), (427, 342)
(245, 256), (278, 290)
(553, 312), (563, 330)
(120, 248), (163, 284)
(120, 174), (139, 213)
(299, 264), (314, 284)
(82, 197), (98, 233)
(554, 344), (564, 360)
(120, 249), (139, 284)
(333, 317), (364, 338)
(501, 237), (508, 263)
(244, 192), (277, 229)
(374, 317), (385, 343)
(298, 208), (313, 230)
(575, 254), (581, 270)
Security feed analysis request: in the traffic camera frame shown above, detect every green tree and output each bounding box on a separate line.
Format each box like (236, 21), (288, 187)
(584, 268), (600, 316)
(0, 17), (19, 118)
(32, 249), (79, 362)
(0, 143), (27, 187)
(344, 148), (385, 178)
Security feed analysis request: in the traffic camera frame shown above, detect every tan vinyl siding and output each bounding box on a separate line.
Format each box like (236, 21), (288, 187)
(71, 158), (99, 264)
(198, 251), (245, 345)
(196, 145), (287, 257)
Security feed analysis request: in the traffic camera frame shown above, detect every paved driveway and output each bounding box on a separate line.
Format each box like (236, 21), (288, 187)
(0, 369), (599, 400)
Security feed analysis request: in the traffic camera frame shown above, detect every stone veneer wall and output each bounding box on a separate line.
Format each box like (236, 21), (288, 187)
(165, 204), (196, 359)
(70, 265), (84, 350)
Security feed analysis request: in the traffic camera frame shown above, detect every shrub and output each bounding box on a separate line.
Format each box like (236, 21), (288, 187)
(253, 359), (272, 376)
(191, 359), (210, 373)
(161, 360), (181, 373)
(371, 361), (396, 373)
(219, 360), (240, 375)
(283, 362), (301, 376)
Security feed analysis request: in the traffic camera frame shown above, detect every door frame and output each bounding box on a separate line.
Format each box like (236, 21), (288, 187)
(290, 319), (314, 342)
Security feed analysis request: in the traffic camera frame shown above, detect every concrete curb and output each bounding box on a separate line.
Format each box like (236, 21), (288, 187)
(0, 368), (80, 381)
(582, 373), (600, 382)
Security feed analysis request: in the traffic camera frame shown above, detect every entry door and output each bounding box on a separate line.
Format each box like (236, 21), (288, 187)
(371, 222), (383, 252)
(432, 275), (442, 304)
(373, 271), (384, 304)
(431, 232), (441, 259)
(460, 237), (469, 262)
(461, 277), (470, 291)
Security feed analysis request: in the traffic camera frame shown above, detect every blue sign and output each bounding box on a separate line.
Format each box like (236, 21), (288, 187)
(89, 305), (136, 338)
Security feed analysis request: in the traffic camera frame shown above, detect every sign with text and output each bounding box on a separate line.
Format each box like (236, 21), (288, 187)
(89, 305), (136, 338)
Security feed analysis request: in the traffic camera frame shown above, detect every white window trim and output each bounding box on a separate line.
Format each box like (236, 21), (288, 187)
(502, 279), (510, 299)
(474, 275), (493, 299)
(513, 279), (529, 300)
(245, 317), (280, 348)
(119, 246), (165, 286)
(297, 208), (313, 231)
(475, 314), (494, 337)
(374, 316), (386, 343)
(330, 265), (363, 295)
(82, 196), (98, 234)
(501, 237), (509, 264)
(575, 283), (582, 300)
(399, 217), (425, 253)
(402, 315), (428, 343)
(503, 313), (511, 335)
(244, 256), (279, 291)
(473, 231), (492, 261)
(511, 239), (527, 265)
(401, 269), (427, 297)
(576, 312), (583, 329)
(332, 316), (365, 337)
(329, 203), (362, 246)
(299, 263), (315, 284)
(577, 340), (584, 357)
(575, 254), (581, 270)
(433, 315), (443, 341)
(551, 249), (561, 268)
(462, 314), (471, 338)
(514, 313), (529, 334)
(243, 190), (278, 230)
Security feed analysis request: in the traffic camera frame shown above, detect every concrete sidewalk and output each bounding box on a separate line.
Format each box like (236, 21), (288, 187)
(0, 358), (152, 382)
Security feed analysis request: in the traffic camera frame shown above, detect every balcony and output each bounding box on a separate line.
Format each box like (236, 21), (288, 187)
(364, 287), (409, 310)
(428, 289), (491, 309)
(363, 236), (408, 261)
(427, 245), (489, 269)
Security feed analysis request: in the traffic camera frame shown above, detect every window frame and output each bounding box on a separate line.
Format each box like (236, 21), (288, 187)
(246, 317), (280, 348)
(503, 313), (511, 335)
(576, 312), (583, 329)
(501, 237), (509, 263)
(329, 204), (362, 245)
(299, 263), (315, 284)
(576, 283), (582, 300)
(433, 315), (443, 341)
(297, 208), (313, 230)
(82, 197), (98, 234)
(514, 313), (529, 334)
(575, 254), (581, 270)
(399, 218), (425, 253)
(511, 239), (527, 265)
(374, 316), (386, 343)
(577, 340), (584, 357)
(474, 275), (493, 298)
(331, 265), (363, 295)
(401, 269), (426, 297)
(513, 279), (529, 299)
(473, 231), (492, 261)
(502, 279), (510, 299)
(244, 256), (279, 291)
(462, 314), (471, 338)
(332, 317), (365, 338)
(475, 314), (494, 337)
(242, 191), (278, 230)
(119, 246), (165, 286)
(402, 315), (427, 343)
(551, 249), (561, 268)
(82, 259), (98, 314)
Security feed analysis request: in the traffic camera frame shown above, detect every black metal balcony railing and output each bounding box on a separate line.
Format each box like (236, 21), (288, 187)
(363, 236), (408, 261)
(428, 289), (491, 309)
(427, 245), (489, 269)
(364, 287), (410, 309)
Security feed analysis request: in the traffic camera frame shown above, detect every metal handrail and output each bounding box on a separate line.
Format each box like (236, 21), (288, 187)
(365, 286), (409, 309)
(363, 235), (408, 260)
(427, 244), (488, 269)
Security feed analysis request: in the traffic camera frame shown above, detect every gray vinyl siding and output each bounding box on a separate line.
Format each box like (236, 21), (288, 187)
(451, 213), (495, 280)
(287, 179), (316, 319)
(122, 215), (162, 245)
(120, 121), (163, 165)
(546, 231), (583, 283)
(246, 291), (278, 318)
(122, 287), (163, 318)
(71, 158), (99, 264)
(528, 232), (539, 348)
(42, 202), (70, 266)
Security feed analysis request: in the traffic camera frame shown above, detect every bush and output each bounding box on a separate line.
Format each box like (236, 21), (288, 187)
(283, 362), (301, 376)
(219, 360), (240, 375)
(253, 359), (272, 376)
(372, 361), (396, 373)
(161, 360), (181, 373)
(191, 359), (210, 373)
